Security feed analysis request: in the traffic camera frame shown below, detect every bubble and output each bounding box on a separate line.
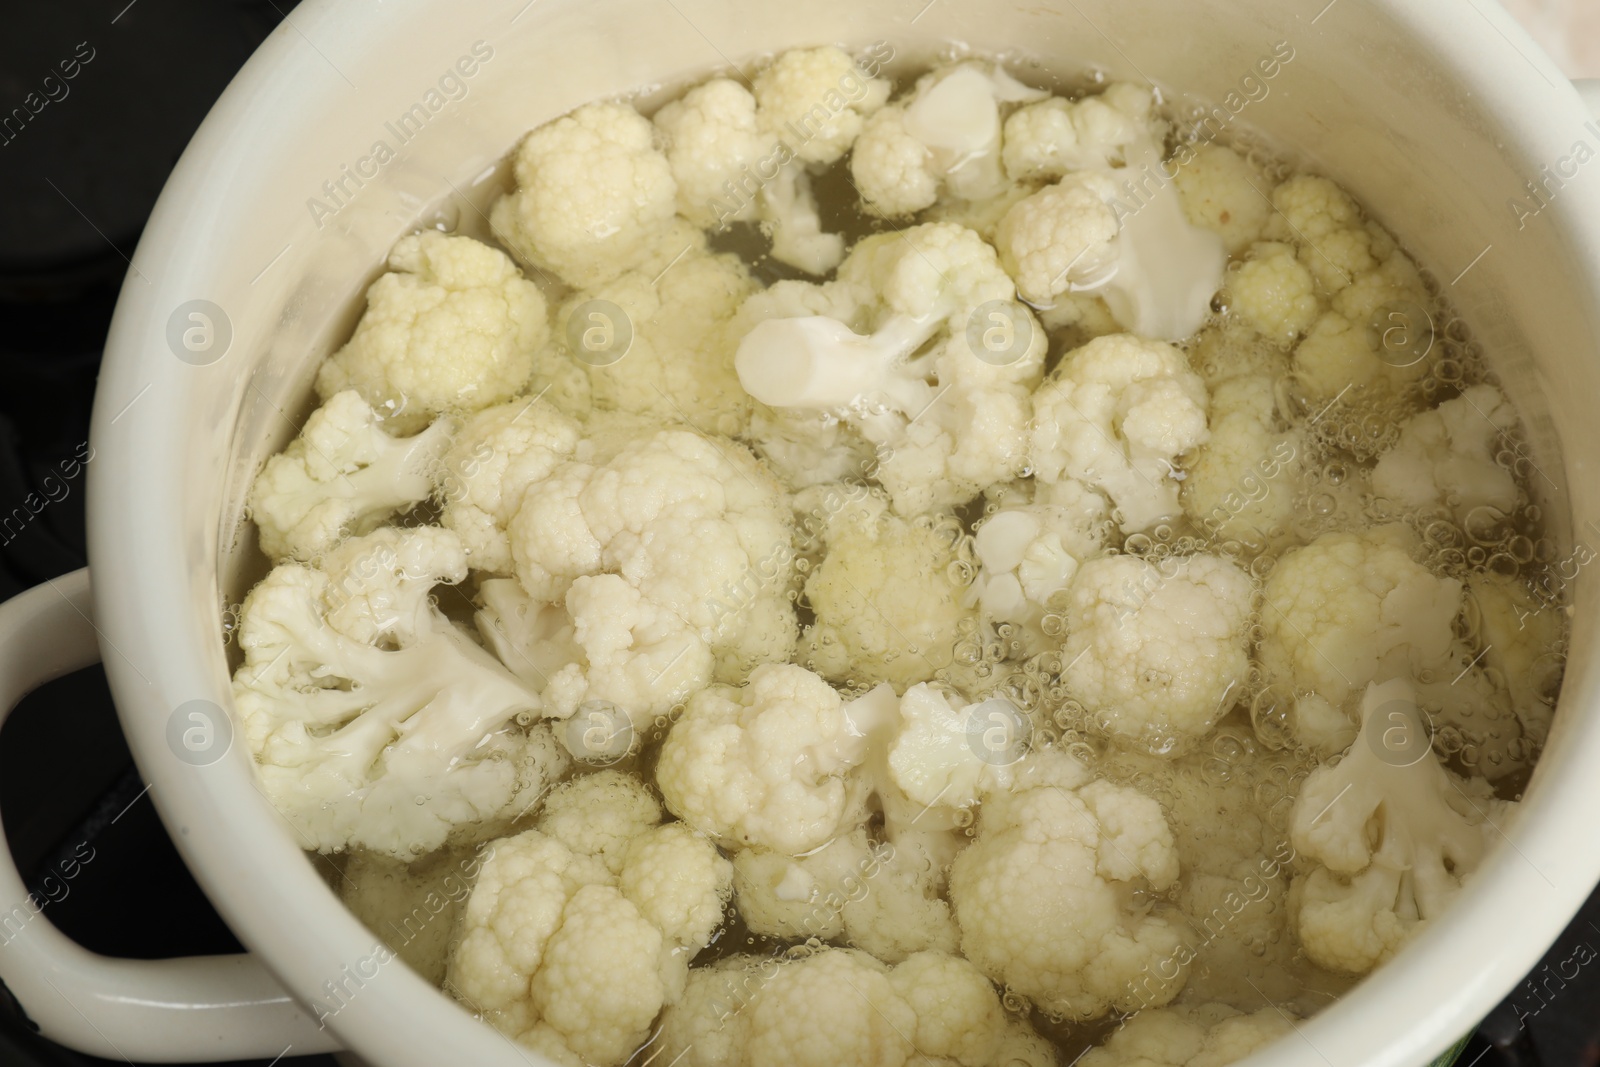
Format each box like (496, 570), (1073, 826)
(1250, 686), (1293, 751)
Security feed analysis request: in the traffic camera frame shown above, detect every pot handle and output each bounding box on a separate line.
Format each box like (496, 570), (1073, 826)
(0, 569), (340, 1062)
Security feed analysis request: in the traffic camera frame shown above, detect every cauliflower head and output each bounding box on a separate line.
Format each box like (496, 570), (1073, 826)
(734, 221), (1045, 516)
(316, 232), (547, 433)
(1002, 82), (1159, 181)
(1031, 333), (1210, 533)
(656, 663), (870, 855)
(1063, 553), (1257, 755)
(439, 396), (581, 575)
(1371, 383), (1520, 523)
(1172, 144), (1274, 255)
(798, 486), (976, 689)
(950, 750), (1188, 1019)
(233, 526), (565, 859)
(851, 62), (1048, 216)
(1180, 375), (1302, 546)
(446, 812), (727, 1067)
(491, 101), (692, 289)
(1079, 1002), (1295, 1067)
(509, 429), (798, 714)
(1258, 525), (1461, 711)
(249, 389), (453, 562)
(1289, 679), (1514, 973)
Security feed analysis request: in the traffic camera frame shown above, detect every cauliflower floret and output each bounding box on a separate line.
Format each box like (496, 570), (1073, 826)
(950, 749), (1188, 1019)
(798, 486), (976, 688)
(473, 577), (583, 696)
(888, 683), (1024, 811)
(745, 404), (881, 490)
(249, 389), (453, 562)
(554, 249), (759, 435)
(619, 822), (735, 948)
(653, 48), (891, 273)
(233, 527), (566, 859)
(1258, 525), (1461, 711)
(446, 825), (699, 1067)
(994, 172), (1121, 305)
(537, 769), (663, 874)
(1001, 82), (1159, 181)
(1172, 144), (1273, 255)
(1229, 241), (1320, 342)
(1371, 384), (1520, 523)
(529, 884), (668, 1065)
(1031, 333), (1210, 533)
(509, 429), (798, 707)
(1079, 1003), (1295, 1067)
(752, 46), (892, 165)
(1063, 553), (1256, 755)
(439, 397), (581, 575)
(316, 232), (547, 432)
(969, 479), (1109, 641)
(658, 949), (1055, 1067)
(1180, 375), (1302, 546)
(888, 951), (1011, 1066)
(852, 63), (1048, 216)
(735, 222), (1045, 516)
(1289, 679), (1514, 973)
(491, 101), (687, 289)
(657, 663), (872, 854)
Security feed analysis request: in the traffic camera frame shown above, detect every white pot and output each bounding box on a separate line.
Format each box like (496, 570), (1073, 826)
(0, 0), (1596, 1064)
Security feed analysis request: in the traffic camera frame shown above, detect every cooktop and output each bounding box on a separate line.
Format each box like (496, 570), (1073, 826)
(0, 2), (1594, 1066)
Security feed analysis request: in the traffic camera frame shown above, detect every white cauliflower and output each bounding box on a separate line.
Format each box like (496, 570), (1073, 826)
(994, 171), (1121, 305)
(744, 403), (880, 490)
(1031, 333), (1210, 533)
(1371, 384), (1520, 523)
(1258, 525), (1461, 712)
(473, 577), (583, 695)
(653, 78), (848, 275)
(655, 948), (1049, 1067)
(316, 232), (547, 432)
(491, 101), (694, 289)
(969, 479), (1109, 640)
(1180, 375), (1302, 545)
(735, 222), (1045, 516)
(232, 527), (566, 859)
(1001, 82), (1159, 181)
(537, 769), (664, 874)
(852, 62), (1048, 216)
(656, 663), (871, 855)
(553, 249), (758, 434)
(1229, 241), (1320, 342)
(1289, 678), (1515, 973)
(1079, 1002), (1295, 1067)
(446, 813), (730, 1066)
(994, 140), (1227, 341)
(751, 46), (892, 166)
(439, 396), (581, 575)
(1172, 144), (1274, 255)
(249, 389), (452, 562)
(1062, 553), (1256, 755)
(950, 749), (1188, 1019)
(509, 429), (797, 714)
(797, 486), (976, 688)
(1266, 175), (1432, 405)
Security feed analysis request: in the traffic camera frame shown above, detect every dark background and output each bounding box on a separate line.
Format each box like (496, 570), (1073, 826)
(0, 1), (1594, 1065)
